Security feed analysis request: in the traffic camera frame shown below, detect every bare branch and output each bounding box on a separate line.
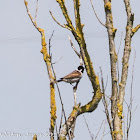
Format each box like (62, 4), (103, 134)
(59, 109), (64, 134)
(95, 120), (104, 140)
(103, 1), (118, 124)
(68, 36), (80, 58)
(50, 11), (72, 30)
(90, 0), (106, 27)
(73, 81), (80, 106)
(83, 115), (94, 140)
(101, 120), (107, 140)
(126, 50), (136, 139)
(49, 30), (55, 56)
(52, 56), (63, 64)
(68, 35), (83, 66)
(35, 0), (39, 22)
(24, 1), (56, 139)
(48, 32), (71, 140)
(100, 67), (113, 137)
(117, 32), (123, 84)
(56, 1), (102, 138)
(131, 24), (140, 37)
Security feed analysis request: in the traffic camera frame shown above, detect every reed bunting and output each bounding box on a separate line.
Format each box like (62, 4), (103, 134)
(57, 65), (84, 84)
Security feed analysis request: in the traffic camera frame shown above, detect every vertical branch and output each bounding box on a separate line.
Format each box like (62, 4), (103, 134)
(24, 1), (56, 140)
(103, 0), (118, 120)
(73, 81), (79, 106)
(100, 68), (113, 138)
(35, 0), (39, 22)
(126, 50), (136, 139)
(118, 0), (134, 108)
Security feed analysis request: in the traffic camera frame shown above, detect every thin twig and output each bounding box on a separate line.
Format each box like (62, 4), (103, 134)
(49, 30), (55, 56)
(55, 123), (59, 140)
(90, 0), (106, 27)
(68, 35), (83, 66)
(117, 32), (123, 84)
(100, 67), (113, 136)
(59, 109), (64, 134)
(35, 0), (39, 22)
(101, 120), (106, 140)
(95, 120), (104, 140)
(52, 56), (63, 64)
(68, 35), (80, 58)
(73, 81), (80, 106)
(104, 75), (108, 91)
(126, 50), (136, 139)
(83, 115), (94, 140)
(50, 11), (72, 30)
(48, 31), (71, 140)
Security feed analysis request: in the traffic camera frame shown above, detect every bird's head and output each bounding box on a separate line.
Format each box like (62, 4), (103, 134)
(77, 65), (84, 73)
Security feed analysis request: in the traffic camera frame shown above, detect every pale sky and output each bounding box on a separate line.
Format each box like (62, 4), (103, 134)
(0, 0), (140, 140)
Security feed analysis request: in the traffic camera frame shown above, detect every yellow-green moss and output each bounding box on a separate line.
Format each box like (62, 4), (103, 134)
(24, 0), (28, 6)
(117, 103), (123, 119)
(112, 28), (117, 34)
(33, 134), (37, 140)
(132, 24), (140, 33)
(50, 83), (57, 130)
(119, 82), (124, 88)
(112, 130), (123, 136)
(71, 106), (79, 117)
(126, 26), (129, 31)
(114, 50), (118, 63)
(105, 2), (111, 10)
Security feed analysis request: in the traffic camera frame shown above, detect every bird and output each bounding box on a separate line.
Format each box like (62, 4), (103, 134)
(57, 65), (84, 84)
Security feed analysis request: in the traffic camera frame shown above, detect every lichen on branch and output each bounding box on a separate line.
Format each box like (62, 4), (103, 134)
(24, 1), (56, 139)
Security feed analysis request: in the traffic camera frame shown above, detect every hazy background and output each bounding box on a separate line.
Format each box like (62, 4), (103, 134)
(0, 0), (140, 139)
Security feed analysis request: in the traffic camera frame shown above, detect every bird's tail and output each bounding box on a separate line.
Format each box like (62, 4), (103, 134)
(56, 78), (63, 83)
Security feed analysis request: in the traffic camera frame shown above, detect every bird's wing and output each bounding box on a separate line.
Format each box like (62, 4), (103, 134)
(62, 70), (81, 79)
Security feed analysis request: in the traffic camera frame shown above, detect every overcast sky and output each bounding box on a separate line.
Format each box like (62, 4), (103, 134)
(0, 0), (140, 140)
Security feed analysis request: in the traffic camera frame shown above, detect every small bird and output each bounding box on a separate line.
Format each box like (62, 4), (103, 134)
(57, 65), (84, 84)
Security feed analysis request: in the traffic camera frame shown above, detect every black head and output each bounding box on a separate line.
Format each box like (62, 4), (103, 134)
(77, 65), (84, 73)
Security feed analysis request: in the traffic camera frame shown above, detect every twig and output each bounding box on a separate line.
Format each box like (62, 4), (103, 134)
(50, 11), (72, 30)
(70, 121), (76, 139)
(52, 56), (63, 64)
(100, 67), (113, 136)
(59, 109), (64, 134)
(73, 81), (80, 106)
(104, 75), (108, 91)
(35, 0), (39, 22)
(90, 0), (106, 27)
(55, 123), (59, 140)
(68, 36), (80, 58)
(49, 30), (55, 56)
(68, 35), (83, 66)
(83, 115), (94, 140)
(95, 120), (104, 140)
(117, 32), (123, 84)
(48, 31), (71, 140)
(101, 120), (106, 140)
(126, 50), (136, 139)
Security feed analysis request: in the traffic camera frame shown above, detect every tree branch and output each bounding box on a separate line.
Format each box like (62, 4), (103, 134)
(103, 0), (118, 121)
(100, 68), (113, 138)
(55, 0), (102, 139)
(24, 1), (56, 140)
(90, 0), (106, 27)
